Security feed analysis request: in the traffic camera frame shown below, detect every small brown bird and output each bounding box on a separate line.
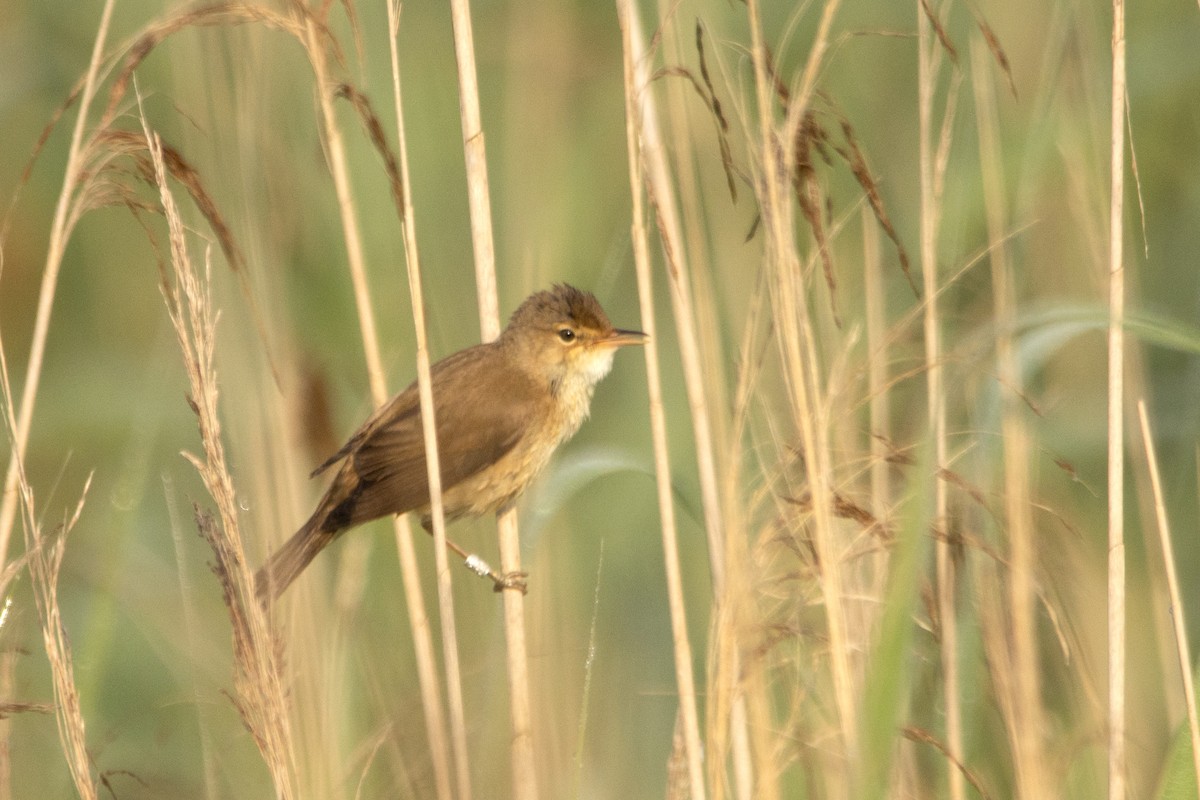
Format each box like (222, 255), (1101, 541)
(255, 284), (645, 602)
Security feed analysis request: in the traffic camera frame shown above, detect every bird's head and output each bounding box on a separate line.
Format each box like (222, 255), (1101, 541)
(502, 284), (645, 395)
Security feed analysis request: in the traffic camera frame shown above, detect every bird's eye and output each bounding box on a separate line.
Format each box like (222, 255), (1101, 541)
(558, 328), (576, 343)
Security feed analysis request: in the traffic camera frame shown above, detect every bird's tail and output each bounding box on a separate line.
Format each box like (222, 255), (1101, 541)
(254, 517), (339, 605)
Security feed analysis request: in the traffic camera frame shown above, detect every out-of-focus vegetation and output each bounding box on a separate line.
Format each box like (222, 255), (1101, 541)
(2, 0), (1200, 798)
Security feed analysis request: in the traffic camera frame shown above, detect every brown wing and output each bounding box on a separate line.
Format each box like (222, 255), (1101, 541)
(317, 343), (545, 529)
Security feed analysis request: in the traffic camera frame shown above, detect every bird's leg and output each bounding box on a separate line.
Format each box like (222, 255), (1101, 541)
(420, 523), (528, 594)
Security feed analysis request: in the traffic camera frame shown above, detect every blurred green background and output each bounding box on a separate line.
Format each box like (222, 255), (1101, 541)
(2, 0), (1200, 797)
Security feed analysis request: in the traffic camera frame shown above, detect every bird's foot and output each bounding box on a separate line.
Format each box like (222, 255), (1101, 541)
(462, 555), (527, 594)
(491, 571), (529, 595)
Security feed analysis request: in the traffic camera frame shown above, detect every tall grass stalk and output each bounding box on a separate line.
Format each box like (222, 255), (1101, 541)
(298, 7), (471, 797)
(617, 6), (709, 799)
(746, 0), (859, 792)
(385, 2), (458, 798)
(448, 0), (538, 796)
(0, 0), (115, 575)
(1107, 1), (1127, 797)
(971, 37), (1047, 797)
(623, 6), (760, 797)
(1137, 401), (1200, 794)
(917, 4), (962, 797)
(0, 3), (114, 793)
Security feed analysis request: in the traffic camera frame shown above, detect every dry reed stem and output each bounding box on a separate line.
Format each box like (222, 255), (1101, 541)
(449, 0), (500, 339)
(641, 12), (729, 598)
(0, 0), (114, 582)
(644, 11), (761, 796)
(916, 5), (963, 798)
(1137, 402), (1200, 793)
(1107, 1), (1127, 797)
(745, 0), (858, 789)
(862, 208), (890, 551)
(448, 0), (537, 796)
(300, 6), (468, 795)
(724, 264), (778, 800)
(970, 38), (1047, 797)
(630, 6), (757, 795)
(616, 5), (706, 797)
(385, 2), (458, 798)
(328, 74), (458, 800)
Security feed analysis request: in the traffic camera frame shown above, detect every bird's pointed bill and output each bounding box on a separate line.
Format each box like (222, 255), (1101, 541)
(603, 329), (648, 347)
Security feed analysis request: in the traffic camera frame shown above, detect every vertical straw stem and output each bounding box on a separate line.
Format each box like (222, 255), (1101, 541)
(384, 4), (461, 799)
(1107, 1), (1127, 797)
(0, 0), (114, 573)
(447, 1), (538, 796)
(301, 17), (384, 402)
(632, 22), (727, 597)
(0, 5), (115, 796)
(917, 6), (962, 799)
(449, 0), (500, 338)
(863, 209), (889, 530)
(616, 3), (707, 796)
(624, 6), (755, 794)
(1137, 402), (1200, 794)
(746, 0), (858, 785)
(970, 38), (1045, 797)
(303, 8), (466, 797)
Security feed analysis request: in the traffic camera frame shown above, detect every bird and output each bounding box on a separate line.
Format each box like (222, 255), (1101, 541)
(255, 284), (645, 602)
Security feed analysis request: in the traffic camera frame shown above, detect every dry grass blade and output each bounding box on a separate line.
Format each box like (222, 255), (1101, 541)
(830, 113), (917, 296)
(970, 11), (1017, 99)
(697, 21), (737, 201)
(335, 84), (406, 219)
(747, 0), (861, 788)
(901, 727), (994, 800)
(791, 113), (839, 325)
(449, 0), (501, 337)
(971, 35), (1047, 795)
(91, 130), (246, 274)
(0, 701), (55, 719)
(919, 0), (959, 65)
(302, 3), (472, 797)
(381, 9), (472, 799)
(103, 3), (334, 127)
(650, 63), (738, 203)
(336, 0), (365, 68)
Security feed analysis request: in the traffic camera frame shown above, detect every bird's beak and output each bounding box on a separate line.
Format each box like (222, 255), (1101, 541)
(602, 328), (648, 348)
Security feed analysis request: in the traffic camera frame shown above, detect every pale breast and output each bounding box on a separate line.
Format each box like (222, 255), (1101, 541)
(438, 381), (594, 518)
